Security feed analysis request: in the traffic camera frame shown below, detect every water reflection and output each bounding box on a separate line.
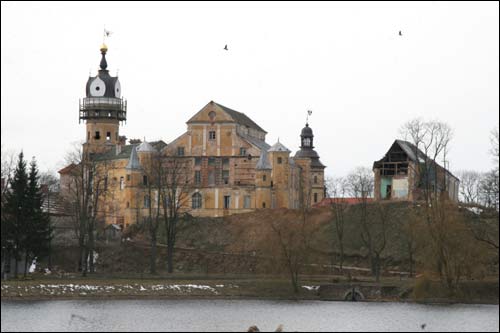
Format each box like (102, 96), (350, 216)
(1, 300), (498, 332)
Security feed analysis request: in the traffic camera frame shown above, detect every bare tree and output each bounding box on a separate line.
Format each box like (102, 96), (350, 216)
(159, 153), (192, 273)
(479, 170), (499, 211)
(269, 209), (313, 294)
(456, 170), (482, 204)
(483, 127), (499, 210)
(38, 170), (59, 270)
(400, 118), (453, 202)
(1, 148), (16, 277)
(1, 148), (16, 205)
(401, 119), (465, 290)
(403, 206), (420, 278)
(60, 143), (113, 276)
(139, 150), (164, 274)
(491, 127), (499, 164)
(468, 216), (499, 251)
(327, 176), (348, 273)
(345, 167), (389, 281)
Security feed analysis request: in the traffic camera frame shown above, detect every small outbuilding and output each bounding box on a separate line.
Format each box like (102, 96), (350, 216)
(372, 140), (459, 202)
(104, 224), (122, 242)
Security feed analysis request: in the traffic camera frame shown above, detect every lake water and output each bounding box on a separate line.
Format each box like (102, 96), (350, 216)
(1, 300), (498, 332)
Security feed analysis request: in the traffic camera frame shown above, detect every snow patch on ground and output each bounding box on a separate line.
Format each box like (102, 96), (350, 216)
(4, 283), (223, 296)
(302, 285), (320, 291)
(466, 207), (483, 215)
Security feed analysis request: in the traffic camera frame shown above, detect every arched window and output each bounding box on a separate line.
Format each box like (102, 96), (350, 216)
(192, 192), (202, 209)
(303, 138), (311, 147)
(120, 176), (125, 190)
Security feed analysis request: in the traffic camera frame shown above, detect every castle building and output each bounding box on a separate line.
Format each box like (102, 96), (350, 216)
(60, 45), (326, 227)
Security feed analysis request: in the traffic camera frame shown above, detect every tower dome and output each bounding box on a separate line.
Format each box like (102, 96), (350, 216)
(300, 123), (314, 149)
(295, 122), (325, 168)
(301, 123), (313, 137)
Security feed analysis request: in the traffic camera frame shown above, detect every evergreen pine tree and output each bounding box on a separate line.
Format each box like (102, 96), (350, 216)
(23, 158), (52, 276)
(2, 152), (29, 278)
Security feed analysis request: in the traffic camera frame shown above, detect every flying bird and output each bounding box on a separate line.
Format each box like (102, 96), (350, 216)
(399, 30), (403, 36)
(224, 44), (228, 51)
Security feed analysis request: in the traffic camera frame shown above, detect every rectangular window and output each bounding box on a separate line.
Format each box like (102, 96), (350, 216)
(194, 157), (202, 166)
(208, 157), (215, 166)
(195, 170), (201, 185)
(120, 176), (124, 190)
(314, 192), (318, 203)
(244, 195), (251, 209)
(263, 175), (267, 181)
(239, 148), (246, 156)
(208, 170), (215, 186)
(222, 158), (230, 168)
(144, 195), (150, 208)
(224, 195), (231, 209)
(222, 170), (229, 185)
(209, 131), (216, 140)
(106, 131), (111, 141)
(277, 157), (282, 164)
(95, 131), (100, 140)
(126, 174), (131, 181)
(177, 147), (185, 156)
(143, 175), (148, 186)
(104, 176), (108, 191)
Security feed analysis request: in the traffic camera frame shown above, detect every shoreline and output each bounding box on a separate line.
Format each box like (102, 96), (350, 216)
(1, 281), (499, 305)
(2, 296), (498, 306)
(2, 278), (498, 305)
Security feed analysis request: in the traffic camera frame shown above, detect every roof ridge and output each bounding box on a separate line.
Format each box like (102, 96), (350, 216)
(214, 102), (267, 133)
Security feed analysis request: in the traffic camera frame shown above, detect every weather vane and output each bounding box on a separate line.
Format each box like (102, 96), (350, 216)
(306, 110), (312, 124)
(103, 26), (113, 44)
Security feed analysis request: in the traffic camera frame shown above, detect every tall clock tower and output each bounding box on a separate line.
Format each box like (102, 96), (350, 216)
(79, 44), (127, 154)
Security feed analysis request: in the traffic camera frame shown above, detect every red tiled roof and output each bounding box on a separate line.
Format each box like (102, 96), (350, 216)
(313, 197), (374, 207)
(58, 163), (77, 175)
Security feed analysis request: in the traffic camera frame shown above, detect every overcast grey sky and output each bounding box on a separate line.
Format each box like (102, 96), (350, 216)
(1, 1), (499, 178)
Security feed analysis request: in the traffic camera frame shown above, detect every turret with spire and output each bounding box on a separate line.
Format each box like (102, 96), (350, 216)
(79, 43), (127, 154)
(294, 117), (326, 207)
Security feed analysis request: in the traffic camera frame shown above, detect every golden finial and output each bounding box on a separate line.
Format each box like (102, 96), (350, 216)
(100, 43), (108, 53)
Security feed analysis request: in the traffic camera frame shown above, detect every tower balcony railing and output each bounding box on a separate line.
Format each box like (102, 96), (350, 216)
(79, 97), (127, 122)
